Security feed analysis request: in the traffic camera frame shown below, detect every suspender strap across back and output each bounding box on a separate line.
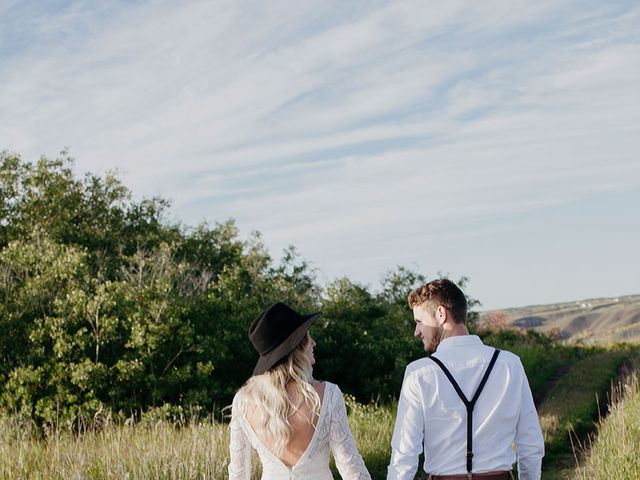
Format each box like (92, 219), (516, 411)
(427, 348), (501, 477)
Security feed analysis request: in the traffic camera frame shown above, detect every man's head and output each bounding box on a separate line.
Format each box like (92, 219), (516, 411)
(408, 278), (468, 352)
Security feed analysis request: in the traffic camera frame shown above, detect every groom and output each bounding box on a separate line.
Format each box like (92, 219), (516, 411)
(387, 279), (544, 480)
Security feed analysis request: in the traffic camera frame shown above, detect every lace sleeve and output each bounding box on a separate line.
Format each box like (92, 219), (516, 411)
(329, 386), (372, 480)
(228, 397), (252, 480)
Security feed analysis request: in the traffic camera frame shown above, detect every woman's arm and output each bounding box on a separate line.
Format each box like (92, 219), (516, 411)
(228, 397), (252, 480)
(329, 386), (372, 480)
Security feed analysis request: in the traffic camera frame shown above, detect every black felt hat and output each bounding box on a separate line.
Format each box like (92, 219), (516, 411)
(249, 302), (320, 376)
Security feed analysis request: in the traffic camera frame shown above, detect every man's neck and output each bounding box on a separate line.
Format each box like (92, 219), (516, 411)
(441, 323), (469, 341)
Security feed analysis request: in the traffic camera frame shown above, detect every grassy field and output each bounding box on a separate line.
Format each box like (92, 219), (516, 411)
(571, 356), (640, 480)
(340, 394), (396, 479)
(0, 401), (393, 480)
(537, 348), (630, 480)
(0, 415), (238, 479)
(0, 344), (635, 480)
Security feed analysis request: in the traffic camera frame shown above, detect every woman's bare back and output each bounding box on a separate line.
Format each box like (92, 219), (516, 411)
(246, 381), (325, 466)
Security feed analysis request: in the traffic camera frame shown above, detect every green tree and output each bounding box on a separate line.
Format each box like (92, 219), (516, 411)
(0, 231), (91, 422)
(0, 150), (481, 426)
(0, 150), (177, 276)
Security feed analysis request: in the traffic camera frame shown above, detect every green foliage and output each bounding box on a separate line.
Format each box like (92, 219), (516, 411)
(0, 152), (322, 425)
(314, 276), (419, 402)
(0, 151), (175, 268)
(3, 150), (636, 480)
(313, 269), (481, 403)
(0, 151), (483, 427)
(340, 394), (396, 479)
(572, 354), (640, 480)
(479, 329), (574, 398)
(538, 348), (629, 460)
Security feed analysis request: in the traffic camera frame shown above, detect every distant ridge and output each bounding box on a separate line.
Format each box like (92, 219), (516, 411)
(480, 294), (640, 344)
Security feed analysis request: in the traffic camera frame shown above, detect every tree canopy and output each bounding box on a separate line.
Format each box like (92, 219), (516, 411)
(0, 151), (479, 427)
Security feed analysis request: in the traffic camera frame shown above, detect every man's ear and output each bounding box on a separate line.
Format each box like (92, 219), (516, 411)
(436, 305), (448, 325)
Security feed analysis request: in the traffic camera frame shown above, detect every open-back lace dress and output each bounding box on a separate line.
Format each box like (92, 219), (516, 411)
(228, 382), (372, 479)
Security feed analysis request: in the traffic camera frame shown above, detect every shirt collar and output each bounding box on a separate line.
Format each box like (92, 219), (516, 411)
(435, 334), (483, 352)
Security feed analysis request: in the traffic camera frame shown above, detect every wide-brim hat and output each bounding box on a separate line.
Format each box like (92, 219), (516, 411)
(249, 302), (320, 376)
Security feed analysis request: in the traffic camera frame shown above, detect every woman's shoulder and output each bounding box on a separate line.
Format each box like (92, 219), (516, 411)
(231, 384), (255, 415)
(313, 380), (346, 403)
(233, 383), (249, 401)
(312, 379), (339, 392)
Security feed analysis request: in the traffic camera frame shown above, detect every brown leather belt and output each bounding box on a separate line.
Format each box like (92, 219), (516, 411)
(428, 472), (512, 480)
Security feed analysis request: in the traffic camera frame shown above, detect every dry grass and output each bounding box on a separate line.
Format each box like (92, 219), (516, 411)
(0, 400), (393, 480)
(537, 350), (627, 454)
(0, 415), (253, 480)
(571, 368), (640, 480)
(341, 395), (396, 479)
(0, 399), (394, 479)
(0, 349), (635, 480)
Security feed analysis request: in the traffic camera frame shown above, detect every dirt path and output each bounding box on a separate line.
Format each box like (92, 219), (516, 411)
(535, 362), (572, 407)
(541, 352), (638, 480)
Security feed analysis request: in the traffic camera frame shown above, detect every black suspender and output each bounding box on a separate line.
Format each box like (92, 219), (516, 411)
(427, 348), (501, 477)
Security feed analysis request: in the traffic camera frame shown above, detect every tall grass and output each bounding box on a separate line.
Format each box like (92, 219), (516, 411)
(340, 395), (396, 479)
(571, 363), (640, 480)
(537, 349), (628, 456)
(0, 345), (633, 480)
(537, 349), (631, 480)
(0, 401), (394, 480)
(0, 414), (245, 480)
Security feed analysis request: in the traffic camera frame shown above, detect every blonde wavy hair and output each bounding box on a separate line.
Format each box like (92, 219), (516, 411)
(236, 334), (321, 455)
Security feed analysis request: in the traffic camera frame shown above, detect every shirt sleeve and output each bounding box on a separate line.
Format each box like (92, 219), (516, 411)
(387, 368), (424, 480)
(514, 361), (545, 480)
(329, 385), (372, 480)
(228, 396), (252, 480)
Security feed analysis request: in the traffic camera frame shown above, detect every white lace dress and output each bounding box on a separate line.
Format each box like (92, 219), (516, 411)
(228, 382), (372, 480)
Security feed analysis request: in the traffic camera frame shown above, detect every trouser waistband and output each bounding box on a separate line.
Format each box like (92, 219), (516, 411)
(428, 471), (513, 480)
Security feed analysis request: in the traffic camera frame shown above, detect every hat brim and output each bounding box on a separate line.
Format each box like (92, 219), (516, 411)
(252, 312), (320, 376)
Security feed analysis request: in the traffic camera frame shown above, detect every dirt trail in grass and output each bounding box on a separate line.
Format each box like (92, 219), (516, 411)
(535, 363), (572, 407)
(536, 350), (637, 480)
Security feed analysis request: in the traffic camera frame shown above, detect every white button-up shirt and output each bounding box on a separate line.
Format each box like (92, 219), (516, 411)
(387, 335), (544, 480)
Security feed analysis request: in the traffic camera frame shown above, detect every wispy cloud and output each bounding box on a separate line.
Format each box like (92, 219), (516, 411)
(1, 0), (639, 307)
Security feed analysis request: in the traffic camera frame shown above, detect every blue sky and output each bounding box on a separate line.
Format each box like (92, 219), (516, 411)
(1, 0), (639, 310)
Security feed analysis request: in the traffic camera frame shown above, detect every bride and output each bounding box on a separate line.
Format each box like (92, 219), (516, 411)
(228, 302), (372, 479)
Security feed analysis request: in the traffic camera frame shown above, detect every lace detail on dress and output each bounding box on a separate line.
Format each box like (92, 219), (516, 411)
(305, 385), (334, 461)
(227, 383), (371, 479)
(228, 395), (252, 480)
(328, 384), (372, 480)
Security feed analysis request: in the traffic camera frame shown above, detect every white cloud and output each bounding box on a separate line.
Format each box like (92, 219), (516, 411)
(1, 0), (639, 307)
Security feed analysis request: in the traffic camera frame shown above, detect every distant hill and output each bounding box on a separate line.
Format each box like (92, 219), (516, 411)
(479, 294), (640, 344)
